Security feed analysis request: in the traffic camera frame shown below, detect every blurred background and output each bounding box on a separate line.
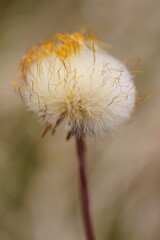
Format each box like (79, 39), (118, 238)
(1, 0), (160, 239)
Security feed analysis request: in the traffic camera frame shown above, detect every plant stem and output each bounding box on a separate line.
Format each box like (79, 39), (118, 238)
(75, 136), (95, 240)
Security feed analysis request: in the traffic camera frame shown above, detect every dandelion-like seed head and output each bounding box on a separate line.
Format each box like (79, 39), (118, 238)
(16, 30), (136, 137)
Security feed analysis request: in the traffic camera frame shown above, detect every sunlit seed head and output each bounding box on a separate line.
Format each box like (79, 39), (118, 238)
(16, 30), (136, 137)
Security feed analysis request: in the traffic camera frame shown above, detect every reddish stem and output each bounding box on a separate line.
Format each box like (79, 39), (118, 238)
(75, 136), (95, 240)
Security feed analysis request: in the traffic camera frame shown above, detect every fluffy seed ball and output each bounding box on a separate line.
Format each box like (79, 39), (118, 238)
(17, 31), (136, 136)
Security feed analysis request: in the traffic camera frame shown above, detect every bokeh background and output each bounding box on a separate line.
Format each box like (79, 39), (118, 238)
(1, 0), (160, 239)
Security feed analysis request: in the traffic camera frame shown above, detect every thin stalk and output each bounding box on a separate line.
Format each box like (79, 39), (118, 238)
(75, 136), (95, 240)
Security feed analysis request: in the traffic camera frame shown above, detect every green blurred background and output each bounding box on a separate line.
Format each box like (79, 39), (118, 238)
(0, 0), (160, 239)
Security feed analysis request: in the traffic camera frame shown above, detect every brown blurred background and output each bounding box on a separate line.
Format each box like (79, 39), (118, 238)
(0, 0), (160, 239)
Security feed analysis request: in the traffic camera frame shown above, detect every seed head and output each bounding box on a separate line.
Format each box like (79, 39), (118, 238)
(16, 31), (136, 137)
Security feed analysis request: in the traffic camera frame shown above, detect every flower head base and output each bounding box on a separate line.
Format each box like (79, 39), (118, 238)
(17, 31), (136, 137)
